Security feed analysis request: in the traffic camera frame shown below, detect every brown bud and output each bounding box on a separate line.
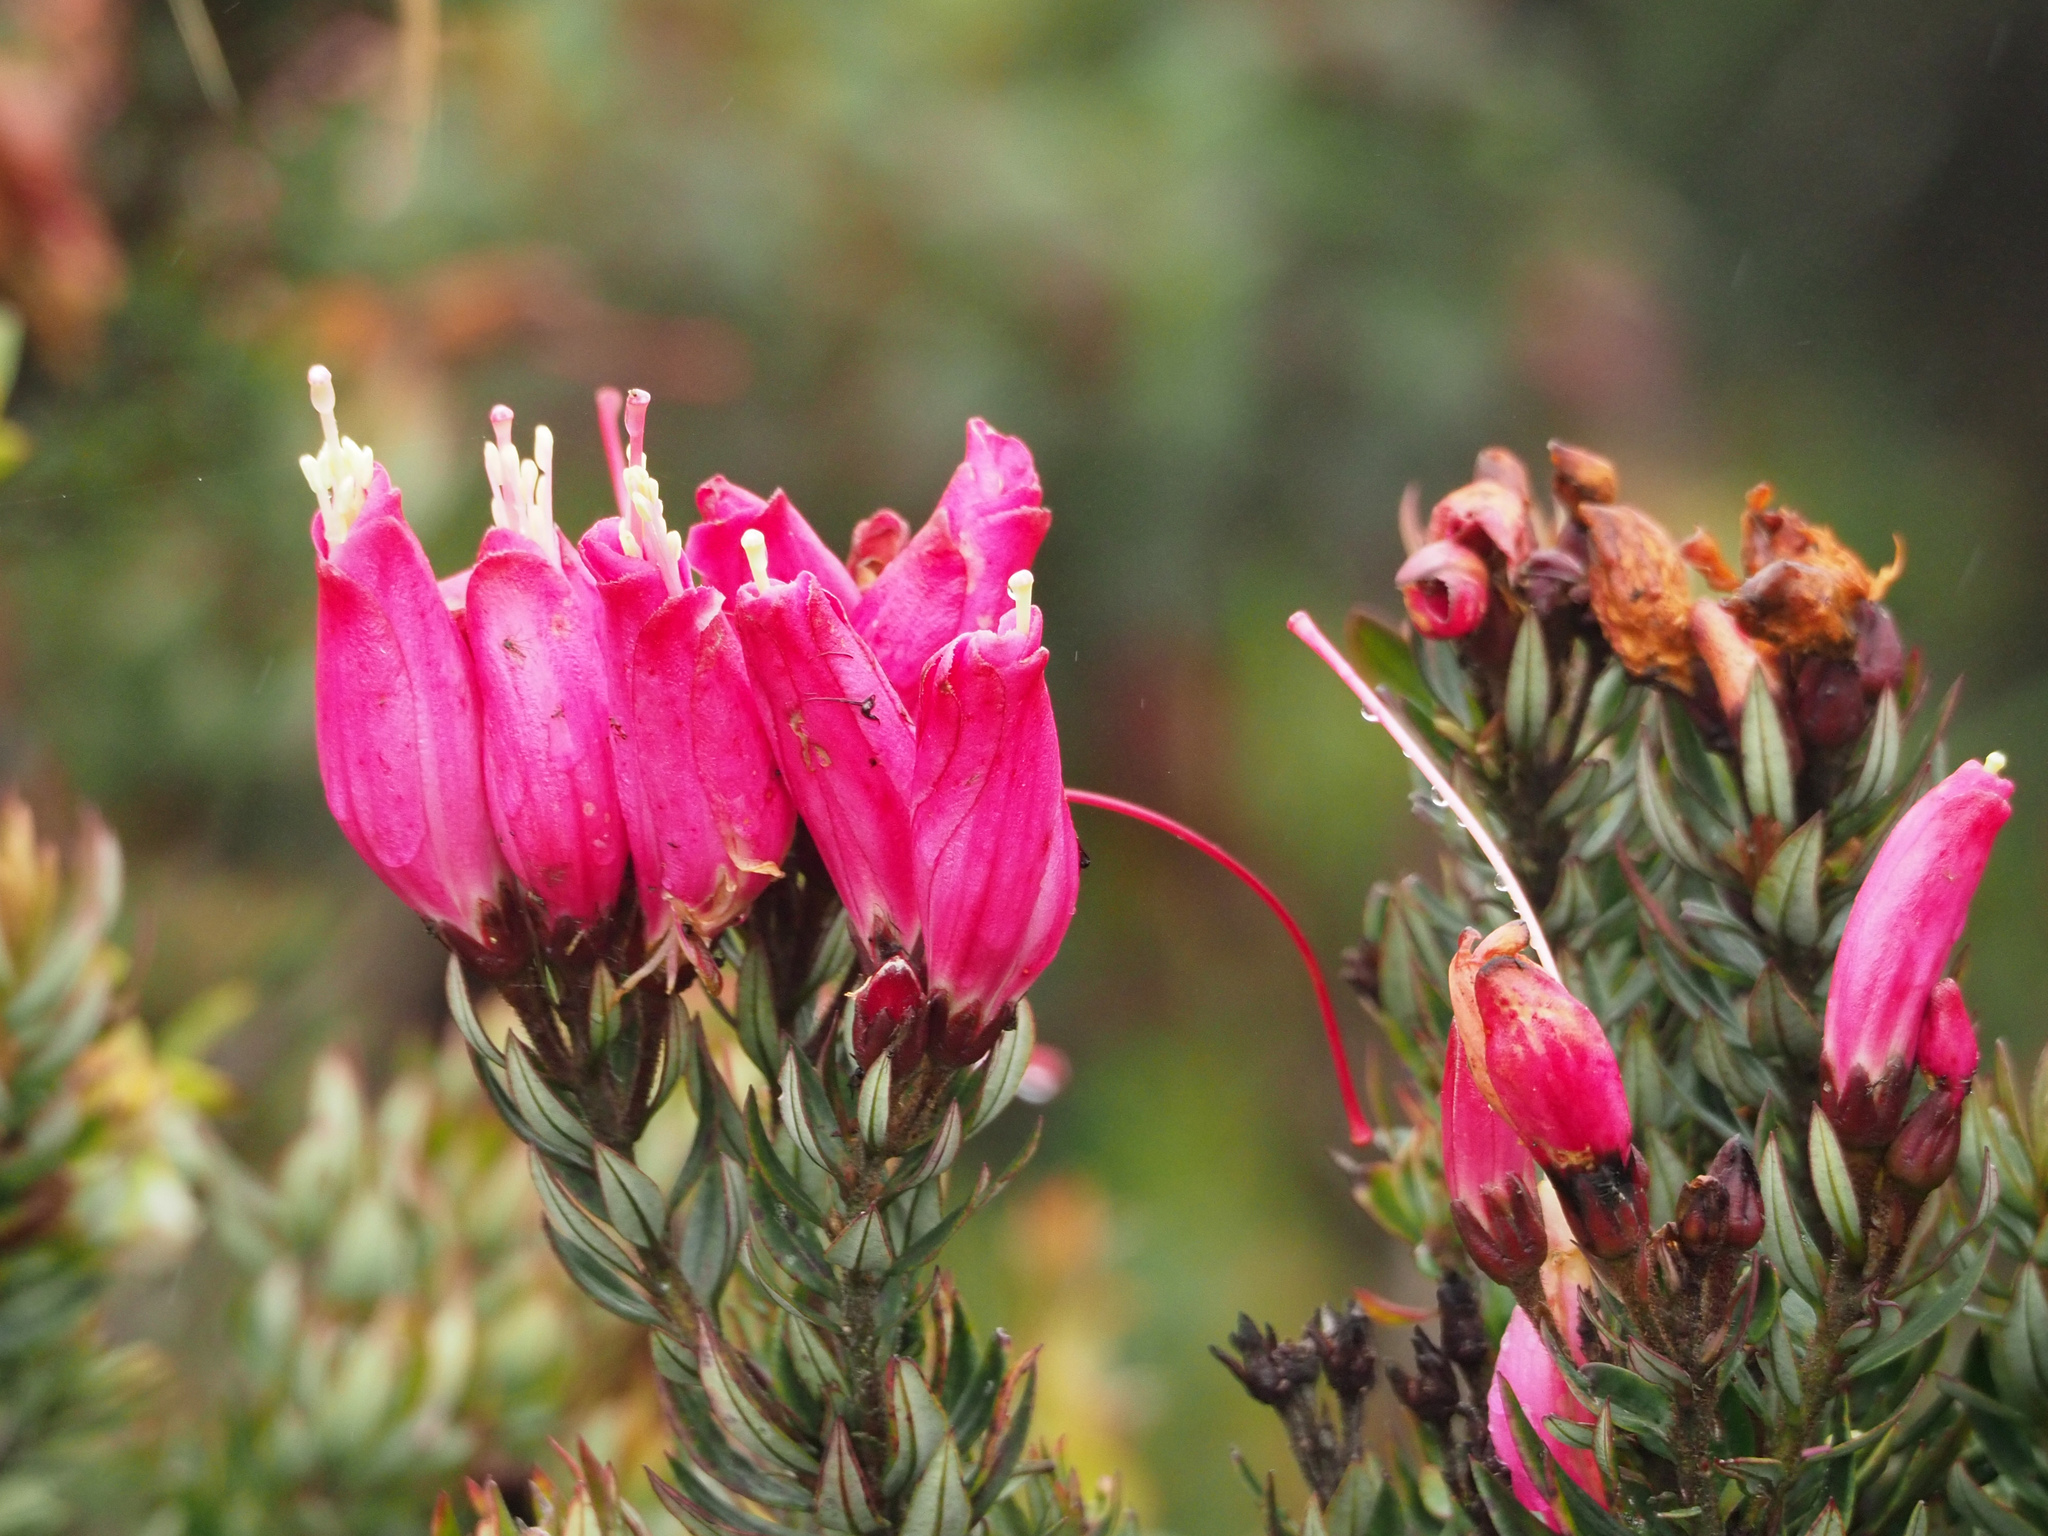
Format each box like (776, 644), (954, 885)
(1793, 656), (1869, 750)
(1436, 1272), (1489, 1379)
(1449, 1174), (1549, 1289)
(1211, 1315), (1321, 1408)
(1708, 1137), (1764, 1250)
(1519, 547), (1588, 620)
(1548, 1148), (1653, 1261)
(1389, 1328), (1461, 1429)
(1855, 601), (1904, 696)
(1885, 1091), (1964, 1193)
(1548, 440), (1618, 512)
(1308, 1301), (1377, 1405)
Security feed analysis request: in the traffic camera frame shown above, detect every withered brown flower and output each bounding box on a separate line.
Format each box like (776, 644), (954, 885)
(1579, 502), (1696, 690)
(1688, 484), (1904, 659)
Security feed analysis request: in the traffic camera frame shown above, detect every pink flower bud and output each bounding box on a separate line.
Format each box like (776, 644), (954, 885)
(687, 477), (862, 615)
(730, 569), (922, 961)
(1487, 1308), (1605, 1531)
(853, 419), (1051, 710)
(911, 592), (1080, 1065)
(848, 509), (910, 591)
(1473, 949), (1646, 1259)
(581, 519), (795, 951)
(1442, 1031), (1547, 1288)
(1430, 478), (1534, 566)
(850, 955), (928, 1067)
(1822, 758), (2012, 1147)
(1395, 539), (1491, 639)
(1915, 978), (1977, 1098)
(466, 526), (629, 928)
(312, 466), (506, 945)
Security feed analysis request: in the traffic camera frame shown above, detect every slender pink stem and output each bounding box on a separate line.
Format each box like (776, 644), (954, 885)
(1285, 611), (1559, 980)
(595, 386), (630, 520)
(1065, 787), (1372, 1145)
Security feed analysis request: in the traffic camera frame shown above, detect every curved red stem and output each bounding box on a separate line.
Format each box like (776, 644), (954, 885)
(1065, 788), (1372, 1145)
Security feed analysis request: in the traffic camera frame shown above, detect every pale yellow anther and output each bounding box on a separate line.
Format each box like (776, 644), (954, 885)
(741, 528), (771, 588)
(1986, 751), (2008, 777)
(303, 363), (374, 547)
(1007, 568), (1034, 630)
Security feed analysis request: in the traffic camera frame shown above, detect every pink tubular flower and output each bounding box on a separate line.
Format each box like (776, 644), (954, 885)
(1822, 756), (2013, 1148)
(910, 572), (1081, 1064)
(304, 371), (505, 947)
(581, 400), (795, 956)
(1442, 1030), (1547, 1288)
(1488, 1307), (1604, 1531)
(1395, 540), (1491, 639)
(1470, 931), (1646, 1258)
(730, 559), (922, 962)
(853, 419), (1052, 709)
(686, 476), (862, 615)
(464, 407), (628, 928)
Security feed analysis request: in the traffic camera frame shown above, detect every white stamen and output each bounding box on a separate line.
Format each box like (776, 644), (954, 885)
(1985, 750), (2008, 776)
(303, 364), (375, 547)
(1008, 569), (1034, 631)
(666, 529), (683, 564)
(741, 528), (771, 588)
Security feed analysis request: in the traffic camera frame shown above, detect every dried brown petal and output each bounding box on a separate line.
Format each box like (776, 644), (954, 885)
(1680, 528), (1742, 593)
(1473, 445), (1532, 504)
(1548, 440), (1618, 512)
(1580, 503), (1696, 690)
(1726, 560), (1859, 657)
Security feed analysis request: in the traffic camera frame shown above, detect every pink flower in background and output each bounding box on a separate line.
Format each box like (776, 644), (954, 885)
(581, 394), (794, 954)
(464, 406), (628, 928)
(730, 559), (923, 962)
(304, 368), (505, 947)
(1395, 540), (1490, 639)
(1822, 756), (2011, 1147)
(854, 419), (1051, 708)
(1488, 1307), (1605, 1531)
(1441, 1030), (1546, 1288)
(1019, 1044), (1072, 1104)
(911, 574), (1081, 1064)
(687, 475), (862, 615)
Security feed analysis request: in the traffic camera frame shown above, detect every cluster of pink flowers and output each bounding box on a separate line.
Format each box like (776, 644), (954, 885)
(1431, 755), (2010, 1529)
(304, 367), (1079, 1062)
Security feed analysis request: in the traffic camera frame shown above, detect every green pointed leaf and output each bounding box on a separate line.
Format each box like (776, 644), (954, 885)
(595, 1144), (668, 1251)
(506, 1042), (594, 1163)
(902, 1435), (971, 1536)
(778, 1049), (844, 1175)
(1807, 1108), (1864, 1266)
(697, 1321), (820, 1476)
(1570, 663), (1633, 764)
(1506, 614), (1551, 756)
(782, 1317), (845, 1399)
(1754, 814), (1825, 948)
(816, 1420), (882, 1534)
(1798, 1503), (1845, 1536)
(1902, 1504), (1929, 1536)
(885, 1358), (950, 1496)
(1470, 1465), (1551, 1536)
(677, 1155), (749, 1309)
(824, 1208), (893, 1275)
(1741, 668), (1798, 829)
(1343, 605), (1432, 713)
(540, 1220), (669, 1332)
(1760, 1135), (1823, 1299)
(1637, 713), (1714, 877)
(735, 942), (783, 1079)
(1849, 1241), (1992, 1378)
(1324, 1461), (1390, 1536)
(888, 1103), (963, 1197)
(1948, 1462), (2047, 1536)
(966, 1001), (1035, 1138)
(1843, 689), (1901, 813)
(1581, 1363), (1674, 1437)
(446, 958), (503, 1068)
(1748, 966), (1820, 1062)
(532, 1150), (636, 1274)
(857, 1055), (892, 1150)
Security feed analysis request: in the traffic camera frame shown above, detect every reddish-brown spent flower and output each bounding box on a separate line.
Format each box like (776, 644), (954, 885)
(1822, 758), (2012, 1147)
(850, 954), (929, 1067)
(1430, 476), (1534, 567)
(1723, 489), (1906, 659)
(1689, 600), (1777, 730)
(1579, 503), (1696, 691)
(1547, 440), (1618, 515)
(1395, 540), (1491, 639)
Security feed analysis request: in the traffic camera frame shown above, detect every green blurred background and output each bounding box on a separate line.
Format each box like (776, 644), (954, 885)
(0, 0), (2042, 1528)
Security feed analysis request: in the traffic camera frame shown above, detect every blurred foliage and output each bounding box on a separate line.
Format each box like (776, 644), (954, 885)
(0, 0), (2040, 1530)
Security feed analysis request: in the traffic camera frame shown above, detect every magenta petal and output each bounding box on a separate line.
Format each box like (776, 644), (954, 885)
(936, 417), (1042, 524)
(910, 609), (1080, 1052)
(853, 515), (970, 704)
(1488, 1308), (1604, 1531)
(466, 529), (628, 925)
(687, 478), (861, 613)
(731, 571), (921, 959)
(1442, 1030), (1537, 1212)
(1823, 759), (2012, 1093)
(1476, 956), (1634, 1167)
(1396, 539), (1491, 639)
(1914, 978), (1978, 1091)
(312, 470), (502, 940)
